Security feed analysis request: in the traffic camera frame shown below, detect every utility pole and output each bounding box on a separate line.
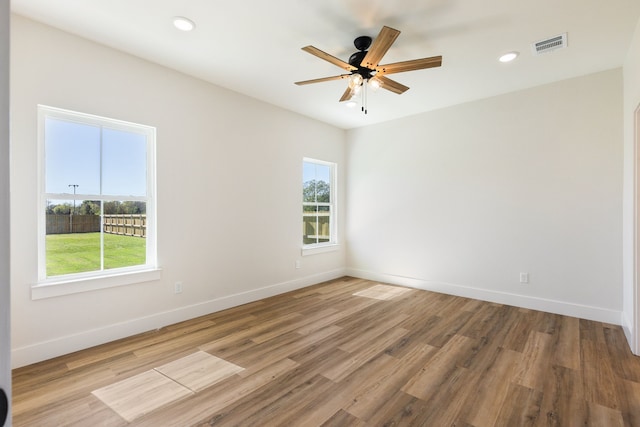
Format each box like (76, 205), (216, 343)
(68, 184), (78, 233)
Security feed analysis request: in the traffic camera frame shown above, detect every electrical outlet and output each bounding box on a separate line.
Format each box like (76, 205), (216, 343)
(519, 273), (529, 284)
(174, 282), (183, 294)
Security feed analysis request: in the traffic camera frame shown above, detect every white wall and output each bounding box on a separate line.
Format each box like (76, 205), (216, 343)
(622, 16), (640, 353)
(10, 15), (346, 368)
(346, 69), (623, 323)
(0, 0), (11, 424)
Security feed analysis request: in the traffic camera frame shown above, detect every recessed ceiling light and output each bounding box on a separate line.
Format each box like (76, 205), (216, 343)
(499, 51), (519, 63)
(173, 16), (195, 32)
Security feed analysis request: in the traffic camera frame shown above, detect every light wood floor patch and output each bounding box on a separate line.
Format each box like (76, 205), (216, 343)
(154, 350), (244, 392)
(90, 370), (193, 422)
(352, 283), (413, 300)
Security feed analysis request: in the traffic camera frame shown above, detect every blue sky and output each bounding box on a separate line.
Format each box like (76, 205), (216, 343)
(45, 117), (147, 197)
(303, 161), (330, 185)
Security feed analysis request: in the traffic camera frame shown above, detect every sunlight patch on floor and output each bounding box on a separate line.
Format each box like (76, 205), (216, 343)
(353, 284), (413, 300)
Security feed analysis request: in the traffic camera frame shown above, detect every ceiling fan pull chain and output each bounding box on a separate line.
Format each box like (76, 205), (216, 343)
(364, 80), (368, 114)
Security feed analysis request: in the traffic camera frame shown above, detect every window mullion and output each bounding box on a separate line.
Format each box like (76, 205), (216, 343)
(99, 125), (104, 271)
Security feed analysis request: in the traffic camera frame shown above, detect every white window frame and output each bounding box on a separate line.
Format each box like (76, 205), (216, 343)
(33, 105), (160, 299)
(302, 157), (338, 256)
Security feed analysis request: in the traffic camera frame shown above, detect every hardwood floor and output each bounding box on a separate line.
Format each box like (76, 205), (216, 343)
(11, 277), (640, 426)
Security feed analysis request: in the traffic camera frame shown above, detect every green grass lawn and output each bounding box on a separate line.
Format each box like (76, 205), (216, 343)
(46, 232), (146, 276)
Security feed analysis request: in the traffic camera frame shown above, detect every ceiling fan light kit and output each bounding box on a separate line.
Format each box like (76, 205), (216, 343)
(295, 25), (443, 114)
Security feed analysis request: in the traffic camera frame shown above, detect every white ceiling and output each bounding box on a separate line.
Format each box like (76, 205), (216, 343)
(10, 0), (640, 129)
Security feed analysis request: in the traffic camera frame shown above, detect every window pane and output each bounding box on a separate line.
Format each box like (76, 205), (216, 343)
(45, 117), (100, 194)
(303, 162), (331, 203)
(318, 206), (331, 243)
(102, 128), (147, 197)
(103, 201), (147, 270)
(315, 177), (330, 203)
(45, 199), (101, 276)
(303, 205), (318, 245)
(303, 179), (317, 203)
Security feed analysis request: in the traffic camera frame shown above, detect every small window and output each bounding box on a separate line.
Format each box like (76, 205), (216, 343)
(38, 105), (156, 282)
(303, 158), (336, 247)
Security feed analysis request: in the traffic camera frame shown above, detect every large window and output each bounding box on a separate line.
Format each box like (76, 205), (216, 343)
(38, 105), (156, 283)
(303, 158), (336, 248)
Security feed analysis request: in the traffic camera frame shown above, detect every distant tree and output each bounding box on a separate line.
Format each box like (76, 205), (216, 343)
(79, 200), (101, 215)
(52, 203), (72, 215)
(121, 201), (146, 214)
(103, 200), (146, 215)
(303, 180), (330, 203)
(103, 201), (121, 215)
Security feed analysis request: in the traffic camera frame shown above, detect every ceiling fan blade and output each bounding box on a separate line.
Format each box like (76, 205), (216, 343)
(339, 86), (355, 102)
(376, 56), (442, 75)
(295, 74), (351, 85)
(302, 46), (357, 72)
(376, 75), (409, 94)
(360, 26), (401, 69)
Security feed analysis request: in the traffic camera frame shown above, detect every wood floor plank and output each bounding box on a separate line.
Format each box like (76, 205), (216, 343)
(11, 277), (640, 426)
(588, 403), (625, 426)
(296, 297), (379, 335)
(319, 409), (367, 427)
(513, 331), (554, 391)
(401, 334), (476, 401)
(502, 309), (538, 353)
(535, 364), (588, 426)
(322, 327), (409, 382)
(277, 351), (403, 426)
(618, 378), (640, 426)
(250, 307), (338, 344)
(581, 339), (620, 410)
(604, 325), (640, 382)
(345, 342), (438, 420)
(553, 315), (581, 370)
(12, 365), (116, 417)
(461, 346), (524, 426)
(337, 312), (409, 353)
(494, 383), (543, 427)
(233, 325), (342, 378)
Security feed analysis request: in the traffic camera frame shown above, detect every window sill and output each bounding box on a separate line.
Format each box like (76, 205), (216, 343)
(32, 268), (162, 300)
(301, 244), (339, 257)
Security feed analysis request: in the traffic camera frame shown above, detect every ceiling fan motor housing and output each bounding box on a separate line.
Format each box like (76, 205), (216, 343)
(348, 50), (374, 79)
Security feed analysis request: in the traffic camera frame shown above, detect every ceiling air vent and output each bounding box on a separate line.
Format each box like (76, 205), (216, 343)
(532, 33), (568, 55)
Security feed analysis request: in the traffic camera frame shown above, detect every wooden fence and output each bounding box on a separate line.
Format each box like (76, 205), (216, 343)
(103, 214), (146, 237)
(46, 214), (146, 237)
(302, 211), (330, 244)
(46, 215), (100, 234)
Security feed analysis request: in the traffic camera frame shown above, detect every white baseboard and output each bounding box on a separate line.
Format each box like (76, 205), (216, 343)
(346, 268), (622, 325)
(621, 311), (638, 355)
(12, 268), (346, 368)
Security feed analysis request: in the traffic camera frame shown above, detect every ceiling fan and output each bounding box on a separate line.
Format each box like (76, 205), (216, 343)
(295, 25), (442, 113)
